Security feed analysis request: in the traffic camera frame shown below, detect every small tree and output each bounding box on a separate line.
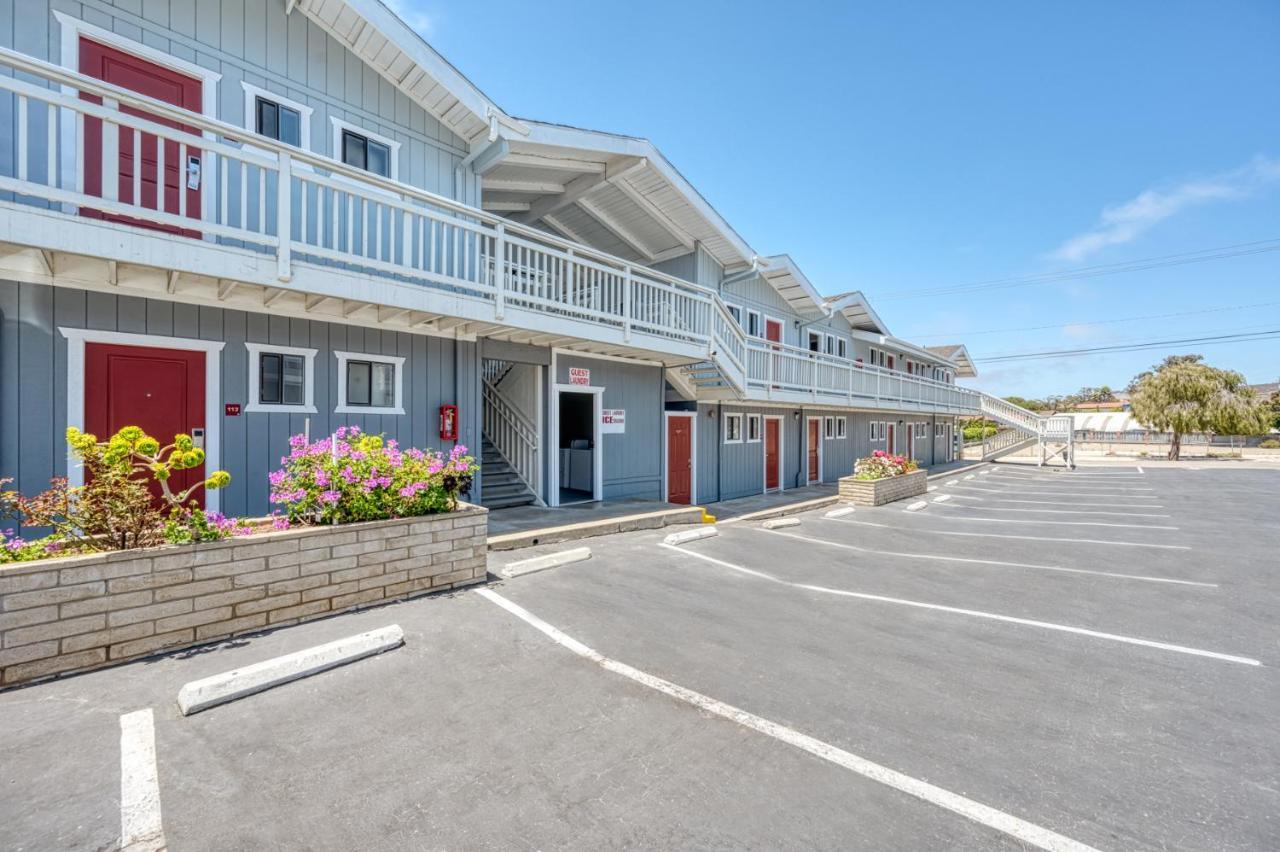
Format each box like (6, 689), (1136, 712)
(1128, 355), (1270, 460)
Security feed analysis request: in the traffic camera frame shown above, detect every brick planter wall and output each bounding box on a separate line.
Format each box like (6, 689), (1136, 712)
(837, 469), (928, 506)
(0, 504), (487, 688)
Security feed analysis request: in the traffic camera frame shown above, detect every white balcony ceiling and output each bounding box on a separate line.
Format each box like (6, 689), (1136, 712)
(759, 255), (828, 319)
(828, 291), (892, 336)
(480, 122), (756, 271)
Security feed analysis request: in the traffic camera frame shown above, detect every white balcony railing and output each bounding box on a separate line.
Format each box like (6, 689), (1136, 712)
(743, 339), (980, 412)
(0, 46), (981, 417)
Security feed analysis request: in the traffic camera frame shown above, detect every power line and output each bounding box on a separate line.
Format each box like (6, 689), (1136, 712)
(869, 238), (1280, 302)
(977, 329), (1280, 364)
(909, 300), (1280, 340)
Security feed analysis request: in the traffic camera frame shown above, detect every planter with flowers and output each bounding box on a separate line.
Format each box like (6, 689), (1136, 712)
(0, 425), (483, 689)
(838, 451), (926, 506)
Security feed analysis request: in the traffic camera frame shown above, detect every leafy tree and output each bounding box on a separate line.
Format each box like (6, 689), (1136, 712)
(1128, 356), (1270, 460)
(1003, 395), (1046, 412)
(1268, 390), (1280, 432)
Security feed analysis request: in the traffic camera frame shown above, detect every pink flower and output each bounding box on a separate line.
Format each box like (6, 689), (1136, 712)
(319, 490), (341, 504)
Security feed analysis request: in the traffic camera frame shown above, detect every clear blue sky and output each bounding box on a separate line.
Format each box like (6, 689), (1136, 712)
(403, 0), (1280, 397)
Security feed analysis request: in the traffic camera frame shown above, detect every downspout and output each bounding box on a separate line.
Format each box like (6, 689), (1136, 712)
(453, 113), (500, 203)
(720, 255), (769, 289)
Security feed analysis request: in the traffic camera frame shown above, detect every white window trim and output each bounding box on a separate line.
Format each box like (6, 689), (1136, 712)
(330, 116), (401, 185)
(724, 412), (744, 444)
(869, 420), (877, 441)
(745, 309), (762, 339)
(837, 338), (848, 359)
(334, 350), (405, 415)
(241, 81), (314, 164)
(59, 328), (225, 513)
(725, 302), (744, 326)
(836, 417), (847, 439)
(824, 416), (835, 439)
(245, 342), (318, 414)
(746, 413), (762, 443)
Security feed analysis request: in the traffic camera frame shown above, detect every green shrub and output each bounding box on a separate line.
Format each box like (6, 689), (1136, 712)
(1259, 438), (1280, 449)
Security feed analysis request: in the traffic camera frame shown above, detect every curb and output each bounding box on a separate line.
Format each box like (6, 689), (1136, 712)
(177, 625), (405, 715)
(487, 506), (703, 551)
(497, 547), (592, 579)
(664, 526), (719, 546)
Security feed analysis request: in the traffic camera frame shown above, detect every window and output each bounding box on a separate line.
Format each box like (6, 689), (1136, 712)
(868, 347), (887, 368)
(869, 420), (884, 442)
(836, 417), (847, 439)
(334, 351), (405, 415)
(726, 303), (742, 326)
(245, 343), (317, 413)
(724, 413), (743, 443)
(837, 338), (847, 359)
(824, 334), (835, 356)
(256, 97), (301, 147)
(241, 82), (313, 153)
(808, 331), (820, 353)
(331, 117), (400, 181)
(746, 310), (761, 338)
(824, 416), (835, 439)
(746, 414), (762, 443)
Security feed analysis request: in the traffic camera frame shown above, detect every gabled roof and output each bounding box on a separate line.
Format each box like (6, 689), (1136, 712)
(478, 120), (756, 270)
(826, 291), (891, 336)
(924, 344), (978, 378)
(759, 255), (827, 318)
(292, 0), (526, 144)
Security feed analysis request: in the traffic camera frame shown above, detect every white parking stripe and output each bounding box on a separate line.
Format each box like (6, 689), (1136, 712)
(934, 504), (1171, 519)
(911, 514), (1177, 531)
(949, 485), (1156, 499)
(478, 587), (1103, 852)
(949, 495), (1164, 509)
(754, 528), (1213, 587)
(1136, 466), (1144, 474)
(662, 546), (1258, 667)
(120, 709), (164, 852)
(824, 517), (1192, 550)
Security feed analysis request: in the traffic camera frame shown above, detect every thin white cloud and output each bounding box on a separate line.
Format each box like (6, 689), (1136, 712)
(1050, 156), (1280, 263)
(382, 0), (433, 36)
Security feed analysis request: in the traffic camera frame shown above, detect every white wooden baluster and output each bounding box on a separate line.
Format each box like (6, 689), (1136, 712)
(494, 223), (506, 317)
(276, 149), (291, 281)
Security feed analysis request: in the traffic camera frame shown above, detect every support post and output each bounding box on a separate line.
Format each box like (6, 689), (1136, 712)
(276, 150), (292, 282)
(494, 223), (506, 320)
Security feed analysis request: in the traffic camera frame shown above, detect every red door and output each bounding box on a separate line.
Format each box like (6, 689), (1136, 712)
(887, 424), (895, 455)
(765, 320), (783, 344)
(85, 343), (206, 506)
(807, 418), (820, 482)
(764, 419), (780, 491)
(666, 416), (693, 505)
(80, 38), (203, 237)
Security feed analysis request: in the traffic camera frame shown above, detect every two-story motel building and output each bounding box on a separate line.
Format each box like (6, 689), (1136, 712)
(0, 0), (987, 517)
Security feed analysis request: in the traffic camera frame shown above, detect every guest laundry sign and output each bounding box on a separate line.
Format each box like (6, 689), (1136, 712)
(569, 367), (590, 385)
(601, 409), (626, 433)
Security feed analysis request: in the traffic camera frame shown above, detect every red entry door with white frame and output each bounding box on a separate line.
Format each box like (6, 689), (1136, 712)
(807, 418), (821, 483)
(85, 343), (206, 504)
(764, 418), (780, 491)
(79, 37), (204, 237)
(666, 416), (693, 505)
(765, 319), (783, 344)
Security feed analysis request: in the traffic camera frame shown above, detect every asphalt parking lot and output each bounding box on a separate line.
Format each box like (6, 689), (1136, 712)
(1, 461), (1277, 851)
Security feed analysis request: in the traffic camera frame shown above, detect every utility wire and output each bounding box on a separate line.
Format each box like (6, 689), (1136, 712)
(977, 329), (1280, 364)
(869, 238), (1280, 302)
(909, 300), (1280, 340)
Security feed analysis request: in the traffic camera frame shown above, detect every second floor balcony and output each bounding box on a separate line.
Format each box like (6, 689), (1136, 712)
(0, 46), (978, 418)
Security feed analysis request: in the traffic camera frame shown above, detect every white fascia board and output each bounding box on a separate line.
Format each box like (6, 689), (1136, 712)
(761, 254), (826, 316)
(332, 0), (524, 137)
(515, 121), (757, 268)
(828, 290), (891, 337)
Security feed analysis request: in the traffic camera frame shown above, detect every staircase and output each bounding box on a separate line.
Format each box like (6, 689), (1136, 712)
(480, 439), (538, 509)
(976, 393), (1075, 467)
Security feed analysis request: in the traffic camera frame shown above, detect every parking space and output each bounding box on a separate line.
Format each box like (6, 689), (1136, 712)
(1, 462), (1276, 850)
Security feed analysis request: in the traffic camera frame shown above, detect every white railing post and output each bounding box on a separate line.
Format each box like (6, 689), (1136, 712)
(494, 222), (506, 320)
(623, 265), (632, 341)
(276, 149), (292, 282)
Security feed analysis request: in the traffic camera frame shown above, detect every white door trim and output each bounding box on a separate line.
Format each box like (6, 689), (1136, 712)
(549, 383), (604, 507)
(59, 327), (225, 513)
(763, 414), (785, 494)
(805, 415), (824, 484)
(53, 11), (222, 226)
(663, 411), (697, 505)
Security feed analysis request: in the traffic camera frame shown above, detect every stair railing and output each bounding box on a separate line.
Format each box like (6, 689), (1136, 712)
(482, 377), (540, 497)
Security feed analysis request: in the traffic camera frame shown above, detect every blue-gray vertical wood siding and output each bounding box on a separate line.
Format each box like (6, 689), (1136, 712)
(0, 0), (476, 202)
(555, 355), (663, 500)
(0, 278), (478, 517)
